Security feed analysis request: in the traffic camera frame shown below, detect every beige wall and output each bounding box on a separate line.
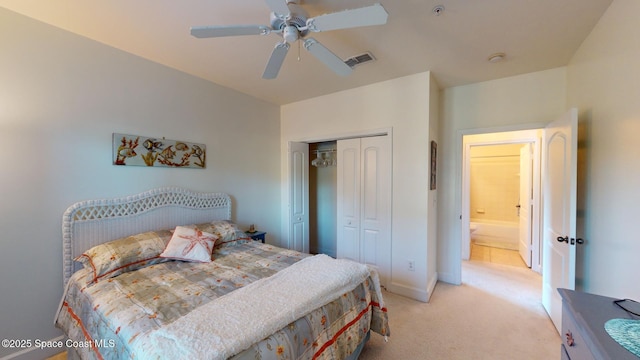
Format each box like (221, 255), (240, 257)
(566, 0), (640, 299)
(469, 144), (523, 223)
(0, 9), (281, 359)
(427, 75), (440, 295)
(281, 72), (437, 302)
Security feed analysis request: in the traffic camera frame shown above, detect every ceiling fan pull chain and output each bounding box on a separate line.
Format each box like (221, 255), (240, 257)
(297, 40), (301, 61)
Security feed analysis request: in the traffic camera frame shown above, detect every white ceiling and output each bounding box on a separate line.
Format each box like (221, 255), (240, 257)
(1, 0), (612, 105)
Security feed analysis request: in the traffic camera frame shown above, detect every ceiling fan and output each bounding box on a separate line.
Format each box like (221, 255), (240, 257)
(190, 0), (388, 79)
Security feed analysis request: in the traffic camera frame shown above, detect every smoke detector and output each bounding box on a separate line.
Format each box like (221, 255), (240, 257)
(432, 5), (445, 16)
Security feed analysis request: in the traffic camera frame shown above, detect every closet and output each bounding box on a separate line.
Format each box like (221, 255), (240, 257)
(336, 136), (391, 287)
(302, 135), (392, 287)
(309, 142), (338, 258)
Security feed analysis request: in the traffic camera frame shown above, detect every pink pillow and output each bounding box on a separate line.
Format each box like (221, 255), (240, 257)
(160, 226), (218, 262)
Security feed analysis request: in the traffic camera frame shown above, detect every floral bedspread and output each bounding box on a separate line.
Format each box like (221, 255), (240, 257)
(55, 241), (389, 360)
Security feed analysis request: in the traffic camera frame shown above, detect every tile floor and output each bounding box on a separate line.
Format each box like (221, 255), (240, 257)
(470, 242), (528, 268)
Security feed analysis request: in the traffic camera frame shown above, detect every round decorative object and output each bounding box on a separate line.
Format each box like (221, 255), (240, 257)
(604, 318), (640, 357)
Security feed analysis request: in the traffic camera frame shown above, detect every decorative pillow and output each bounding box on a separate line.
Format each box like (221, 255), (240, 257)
(159, 226), (217, 262)
(192, 220), (251, 248)
(75, 230), (172, 284)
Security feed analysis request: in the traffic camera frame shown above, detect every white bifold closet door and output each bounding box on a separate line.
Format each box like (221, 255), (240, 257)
(337, 136), (391, 287)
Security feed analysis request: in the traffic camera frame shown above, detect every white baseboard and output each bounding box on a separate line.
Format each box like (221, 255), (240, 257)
(387, 282), (429, 303)
(386, 272), (439, 303)
(438, 271), (461, 285)
(426, 272), (438, 302)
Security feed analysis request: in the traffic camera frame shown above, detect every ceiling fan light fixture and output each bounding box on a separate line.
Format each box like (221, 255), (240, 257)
(488, 52), (506, 63)
(283, 26), (299, 42)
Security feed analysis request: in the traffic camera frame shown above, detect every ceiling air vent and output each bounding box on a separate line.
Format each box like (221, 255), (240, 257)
(344, 52), (375, 68)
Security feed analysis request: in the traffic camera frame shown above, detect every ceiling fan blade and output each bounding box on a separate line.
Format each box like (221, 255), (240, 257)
(190, 25), (270, 38)
(263, 42), (291, 79)
(264, 0), (290, 16)
(307, 3), (388, 32)
(303, 38), (352, 76)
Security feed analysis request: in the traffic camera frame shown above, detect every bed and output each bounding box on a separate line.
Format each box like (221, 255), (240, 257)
(55, 187), (389, 360)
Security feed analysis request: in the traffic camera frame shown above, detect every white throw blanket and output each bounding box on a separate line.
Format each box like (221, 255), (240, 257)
(134, 254), (372, 359)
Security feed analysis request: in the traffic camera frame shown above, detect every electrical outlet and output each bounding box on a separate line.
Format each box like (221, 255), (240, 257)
(408, 260), (415, 271)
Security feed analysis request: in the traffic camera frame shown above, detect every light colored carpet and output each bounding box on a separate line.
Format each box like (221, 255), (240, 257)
(359, 260), (561, 359)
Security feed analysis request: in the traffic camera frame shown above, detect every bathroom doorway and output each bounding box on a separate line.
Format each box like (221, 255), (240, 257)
(461, 129), (542, 274)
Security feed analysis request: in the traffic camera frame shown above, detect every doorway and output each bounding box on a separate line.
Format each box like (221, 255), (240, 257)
(456, 110), (578, 334)
(461, 129), (542, 274)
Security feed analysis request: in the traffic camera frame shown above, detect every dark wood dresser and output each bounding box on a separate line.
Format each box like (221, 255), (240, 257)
(559, 288), (639, 359)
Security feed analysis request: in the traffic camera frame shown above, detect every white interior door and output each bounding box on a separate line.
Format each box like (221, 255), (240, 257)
(518, 143), (532, 267)
(288, 141), (309, 253)
(360, 136), (391, 287)
(541, 108), (578, 334)
(337, 136), (391, 287)
(337, 138), (361, 262)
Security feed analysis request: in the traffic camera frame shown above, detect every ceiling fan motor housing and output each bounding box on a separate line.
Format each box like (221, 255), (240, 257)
(270, 3), (309, 38)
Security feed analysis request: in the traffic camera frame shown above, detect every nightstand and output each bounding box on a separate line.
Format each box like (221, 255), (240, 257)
(246, 231), (266, 243)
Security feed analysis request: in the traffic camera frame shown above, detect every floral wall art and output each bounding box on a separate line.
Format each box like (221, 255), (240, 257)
(113, 133), (206, 168)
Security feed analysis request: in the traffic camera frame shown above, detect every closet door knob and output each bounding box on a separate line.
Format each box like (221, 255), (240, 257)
(557, 236), (569, 243)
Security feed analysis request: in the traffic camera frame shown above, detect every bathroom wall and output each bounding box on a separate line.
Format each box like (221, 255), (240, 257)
(469, 144), (523, 223)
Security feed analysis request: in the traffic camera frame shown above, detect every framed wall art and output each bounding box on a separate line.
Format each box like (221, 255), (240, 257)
(113, 133), (206, 169)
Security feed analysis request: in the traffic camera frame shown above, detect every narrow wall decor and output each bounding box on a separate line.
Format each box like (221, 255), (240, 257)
(430, 140), (437, 190)
(113, 133), (206, 168)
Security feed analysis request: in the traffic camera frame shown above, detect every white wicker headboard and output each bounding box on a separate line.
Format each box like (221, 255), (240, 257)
(62, 187), (231, 285)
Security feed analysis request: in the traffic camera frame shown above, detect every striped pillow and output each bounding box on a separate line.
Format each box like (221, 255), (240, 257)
(74, 230), (172, 284)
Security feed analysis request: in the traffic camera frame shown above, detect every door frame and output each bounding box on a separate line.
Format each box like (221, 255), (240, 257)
(283, 127), (393, 253)
(519, 143), (533, 267)
(461, 128), (542, 273)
